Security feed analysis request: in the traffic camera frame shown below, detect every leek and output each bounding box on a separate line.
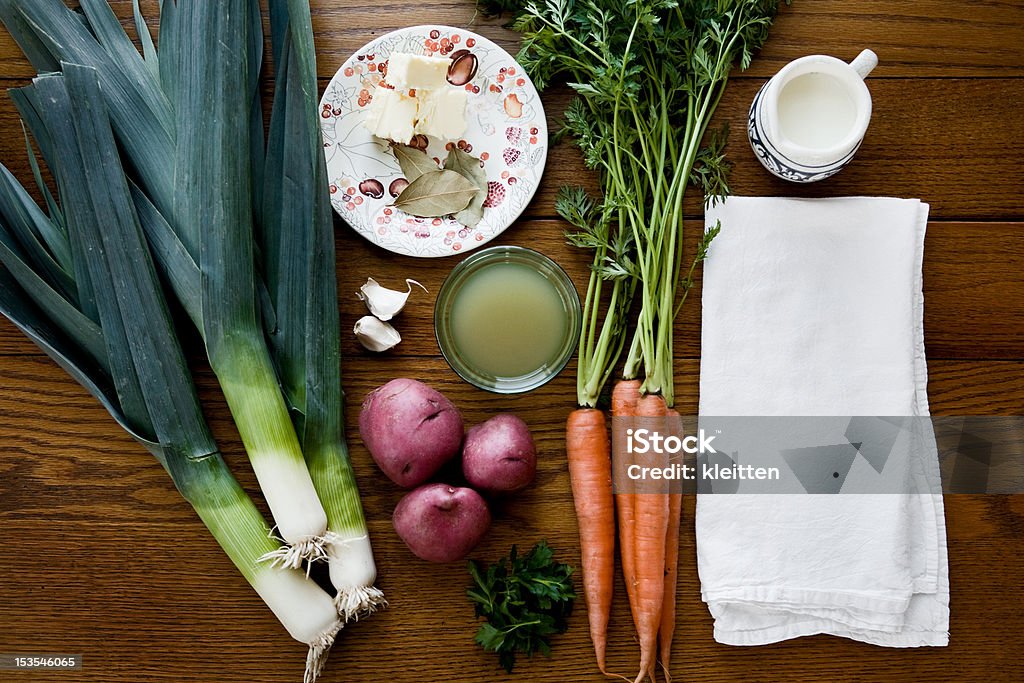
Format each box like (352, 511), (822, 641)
(0, 65), (339, 682)
(261, 0), (383, 618)
(164, 0), (328, 561)
(0, 0), (330, 558)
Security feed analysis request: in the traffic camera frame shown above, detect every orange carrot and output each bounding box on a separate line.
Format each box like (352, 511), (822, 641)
(612, 380), (642, 632)
(659, 409), (683, 681)
(633, 393), (669, 683)
(566, 408), (616, 674)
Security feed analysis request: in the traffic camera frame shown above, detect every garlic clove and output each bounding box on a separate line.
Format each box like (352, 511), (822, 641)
(356, 277), (427, 321)
(354, 315), (402, 352)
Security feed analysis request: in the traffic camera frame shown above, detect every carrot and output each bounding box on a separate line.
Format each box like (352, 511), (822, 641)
(633, 393), (669, 683)
(658, 409), (683, 681)
(612, 380), (642, 632)
(566, 408), (616, 674)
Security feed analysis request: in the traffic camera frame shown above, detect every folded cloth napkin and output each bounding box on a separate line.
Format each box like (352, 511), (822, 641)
(696, 196), (949, 647)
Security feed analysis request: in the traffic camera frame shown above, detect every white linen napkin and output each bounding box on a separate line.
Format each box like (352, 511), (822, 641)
(696, 196), (949, 647)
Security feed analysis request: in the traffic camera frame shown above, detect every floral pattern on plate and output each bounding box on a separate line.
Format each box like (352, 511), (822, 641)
(320, 25), (548, 258)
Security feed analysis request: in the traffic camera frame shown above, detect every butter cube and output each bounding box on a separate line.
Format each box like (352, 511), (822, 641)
(386, 53), (450, 91)
(415, 87), (468, 141)
(363, 87), (418, 144)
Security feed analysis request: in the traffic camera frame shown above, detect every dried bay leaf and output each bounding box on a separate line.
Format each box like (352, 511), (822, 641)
(391, 143), (439, 182)
(444, 147), (487, 228)
(392, 169), (478, 217)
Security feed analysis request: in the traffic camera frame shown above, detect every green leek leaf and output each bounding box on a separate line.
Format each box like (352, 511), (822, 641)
(0, 164), (74, 298)
(0, 266), (149, 450)
(20, 124), (66, 243)
(131, 0), (158, 80)
(32, 69), (151, 437)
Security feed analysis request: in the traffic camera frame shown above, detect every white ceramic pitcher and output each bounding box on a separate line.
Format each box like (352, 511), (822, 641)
(748, 49), (878, 183)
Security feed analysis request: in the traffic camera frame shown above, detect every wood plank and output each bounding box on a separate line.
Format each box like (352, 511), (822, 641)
(1, 220), (1020, 360)
(0, 78), (1020, 223)
(0, 353), (1022, 682)
(0, 1), (1021, 80)
(0, 3), (1020, 682)
(335, 218), (1024, 363)
(516, 79), (1024, 221)
(1, 354), (1021, 522)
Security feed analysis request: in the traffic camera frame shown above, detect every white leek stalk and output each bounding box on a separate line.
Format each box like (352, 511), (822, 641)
(190, 462), (341, 683)
(216, 349), (328, 556)
(263, 0), (383, 619)
(307, 440), (386, 620)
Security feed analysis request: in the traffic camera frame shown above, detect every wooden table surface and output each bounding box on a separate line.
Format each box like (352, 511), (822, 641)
(1, 2), (1023, 682)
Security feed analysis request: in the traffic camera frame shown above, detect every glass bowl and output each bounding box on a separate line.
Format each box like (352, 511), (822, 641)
(434, 246), (582, 394)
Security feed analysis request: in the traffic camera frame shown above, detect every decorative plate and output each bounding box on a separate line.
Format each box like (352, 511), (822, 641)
(319, 25), (548, 258)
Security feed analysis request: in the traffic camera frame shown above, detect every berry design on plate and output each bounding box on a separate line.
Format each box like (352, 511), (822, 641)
(389, 178), (410, 197)
(409, 134), (430, 151)
(448, 50), (478, 86)
(482, 181), (506, 208)
(506, 126), (522, 145)
(359, 179), (385, 199)
(503, 94), (523, 118)
(502, 148), (522, 166)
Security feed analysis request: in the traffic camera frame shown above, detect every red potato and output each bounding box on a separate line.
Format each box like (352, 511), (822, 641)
(393, 484), (491, 563)
(462, 414), (537, 494)
(360, 379), (464, 487)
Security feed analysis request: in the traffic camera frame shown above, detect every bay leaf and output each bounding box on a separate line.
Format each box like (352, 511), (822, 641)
(444, 147), (487, 228)
(392, 170), (478, 217)
(391, 143), (439, 183)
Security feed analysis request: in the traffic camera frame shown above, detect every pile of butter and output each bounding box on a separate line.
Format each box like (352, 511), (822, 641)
(365, 53), (468, 144)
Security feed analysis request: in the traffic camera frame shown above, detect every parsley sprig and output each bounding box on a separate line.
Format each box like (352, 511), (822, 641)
(467, 541), (576, 673)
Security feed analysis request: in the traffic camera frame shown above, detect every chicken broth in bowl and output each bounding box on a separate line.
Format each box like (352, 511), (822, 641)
(435, 246), (581, 393)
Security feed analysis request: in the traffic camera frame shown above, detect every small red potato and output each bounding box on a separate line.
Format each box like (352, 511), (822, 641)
(360, 379), (464, 488)
(393, 483), (491, 563)
(462, 414), (537, 494)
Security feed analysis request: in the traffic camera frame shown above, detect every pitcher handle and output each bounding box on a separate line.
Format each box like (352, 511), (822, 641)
(850, 49), (878, 79)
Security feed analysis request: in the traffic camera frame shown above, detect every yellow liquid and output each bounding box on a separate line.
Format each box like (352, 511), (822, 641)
(450, 263), (567, 378)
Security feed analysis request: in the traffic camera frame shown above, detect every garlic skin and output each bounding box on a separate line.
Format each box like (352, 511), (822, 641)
(356, 278), (427, 321)
(354, 316), (402, 352)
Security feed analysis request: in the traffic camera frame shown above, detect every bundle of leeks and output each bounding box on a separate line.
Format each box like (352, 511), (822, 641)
(0, 0), (381, 677)
(0, 63), (340, 682)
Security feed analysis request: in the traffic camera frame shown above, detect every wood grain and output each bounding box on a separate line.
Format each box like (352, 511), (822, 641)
(0, 2), (1021, 80)
(0, 79), (1021, 221)
(0, 2), (1022, 683)
(1, 221), (1022, 360)
(1, 354), (1023, 682)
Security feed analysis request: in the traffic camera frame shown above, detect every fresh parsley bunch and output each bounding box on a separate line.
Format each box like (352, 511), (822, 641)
(467, 541), (576, 673)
